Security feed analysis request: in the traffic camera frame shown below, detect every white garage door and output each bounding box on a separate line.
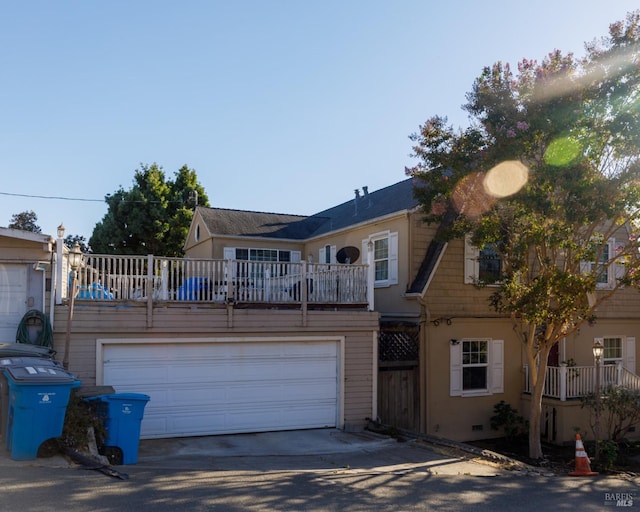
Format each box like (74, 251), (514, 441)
(0, 264), (28, 341)
(100, 339), (340, 439)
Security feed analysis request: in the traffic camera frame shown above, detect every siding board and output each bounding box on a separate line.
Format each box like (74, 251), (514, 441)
(53, 302), (378, 431)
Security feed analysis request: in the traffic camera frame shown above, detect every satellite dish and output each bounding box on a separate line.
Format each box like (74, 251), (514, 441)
(336, 246), (360, 264)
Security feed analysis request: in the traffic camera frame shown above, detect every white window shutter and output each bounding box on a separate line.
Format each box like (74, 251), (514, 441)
(490, 339), (504, 394)
(464, 236), (478, 284)
(362, 240), (370, 264)
(388, 232), (398, 285)
(319, 248), (325, 264)
(330, 245), (337, 264)
(291, 251), (301, 263)
(624, 337), (636, 373)
(450, 342), (462, 396)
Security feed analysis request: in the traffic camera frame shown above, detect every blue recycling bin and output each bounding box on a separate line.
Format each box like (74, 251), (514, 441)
(2, 360), (80, 460)
(85, 393), (150, 465)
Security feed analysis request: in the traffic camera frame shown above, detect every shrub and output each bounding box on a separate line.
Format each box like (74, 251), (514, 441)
(490, 401), (528, 443)
(58, 391), (106, 450)
(581, 386), (640, 442)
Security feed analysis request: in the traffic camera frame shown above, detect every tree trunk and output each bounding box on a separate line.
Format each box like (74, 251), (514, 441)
(528, 374), (545, 459)
(527, 347), (551, 460)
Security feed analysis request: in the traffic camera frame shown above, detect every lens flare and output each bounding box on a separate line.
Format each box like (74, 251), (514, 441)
(544, 136), (582, 167)
(483, 161), (529, 198)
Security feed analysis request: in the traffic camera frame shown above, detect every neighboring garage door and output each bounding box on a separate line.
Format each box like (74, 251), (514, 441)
(100, 338), (341, 439)
(0, 264), (28, 341)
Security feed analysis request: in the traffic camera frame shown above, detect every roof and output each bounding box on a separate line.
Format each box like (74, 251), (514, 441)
(407, 207), (456, 296)
(197, 178), (419, 240)
(0, 227), (53, 245)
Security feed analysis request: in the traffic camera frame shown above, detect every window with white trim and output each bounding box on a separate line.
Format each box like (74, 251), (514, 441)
(363, 232), (398, 287)
(319, 244), (336, 264)
(582, 239), (625, 290)
(595, 336), (636, 371)
(464, 237), (502, 285)
(450, 338), (504, 396)
(223, 247), (301, 279)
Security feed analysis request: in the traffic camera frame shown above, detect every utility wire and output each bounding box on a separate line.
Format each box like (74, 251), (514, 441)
(0, 191), (103, 202)
(0, 191), (189, 204)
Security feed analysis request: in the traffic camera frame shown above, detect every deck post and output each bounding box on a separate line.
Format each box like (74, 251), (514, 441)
(559, 363), (567, 401)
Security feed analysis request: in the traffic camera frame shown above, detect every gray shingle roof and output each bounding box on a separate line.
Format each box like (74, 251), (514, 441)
(198, 178), (419, 240)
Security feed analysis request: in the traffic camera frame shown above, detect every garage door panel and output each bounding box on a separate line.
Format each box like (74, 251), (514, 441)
(144, 402), (337, 438)
(102, 340), (340, 438)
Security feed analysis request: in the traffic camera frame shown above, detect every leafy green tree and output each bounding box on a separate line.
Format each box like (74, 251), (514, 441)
(90, 163), (209, 256)
(407, 12), (640, 459)
(64, 234), (90, 253)
(8, 210), (42, 233)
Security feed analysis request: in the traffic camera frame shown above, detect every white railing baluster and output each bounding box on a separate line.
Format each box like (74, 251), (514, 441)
(72, 254), (369, 306)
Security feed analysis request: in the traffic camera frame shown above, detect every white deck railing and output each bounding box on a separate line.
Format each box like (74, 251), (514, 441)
(523, 362), (640, 400)
(67, 254), (371, 306)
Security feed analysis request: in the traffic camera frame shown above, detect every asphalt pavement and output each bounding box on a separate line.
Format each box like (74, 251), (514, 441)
(0, 429), (638, 511)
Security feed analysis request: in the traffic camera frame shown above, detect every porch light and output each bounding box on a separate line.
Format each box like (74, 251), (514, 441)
(63, 241), (82, 371)
(57, 223), (65, 239)
(592, 340), (604, 362)
(69, 241), (83, 270)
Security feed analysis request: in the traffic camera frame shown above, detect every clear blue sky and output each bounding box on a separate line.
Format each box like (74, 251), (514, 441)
(1, 1), (638, 240)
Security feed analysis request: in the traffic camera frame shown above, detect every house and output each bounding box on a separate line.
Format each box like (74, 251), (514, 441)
(0, 227), (56, 341)
(185, 179), (640, 444)
(3, 178), (639, 445)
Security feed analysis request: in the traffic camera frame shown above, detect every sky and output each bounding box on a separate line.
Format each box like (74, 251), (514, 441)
(0, 1), (638, 241)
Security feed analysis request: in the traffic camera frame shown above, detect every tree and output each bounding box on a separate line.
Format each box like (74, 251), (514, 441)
(406, 11), (640, 459)
(89, 163), (209, 256)
(64, 234), (90, 253)
(8, 210), (42, 233)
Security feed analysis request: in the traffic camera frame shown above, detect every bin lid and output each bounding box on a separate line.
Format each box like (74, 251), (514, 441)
(0, 356), (62, 369)
(0, 343), (55, 359)
(3, 364), (78, 384)
(85, 392), (150, 403)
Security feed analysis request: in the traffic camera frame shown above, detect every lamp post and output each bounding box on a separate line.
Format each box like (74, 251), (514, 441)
(56, 224), (65, 305)
(62, 242), (82, 370)
(593, 340), (604, 461)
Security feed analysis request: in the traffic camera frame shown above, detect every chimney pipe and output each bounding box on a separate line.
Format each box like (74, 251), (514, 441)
(363, 186), (371, 207)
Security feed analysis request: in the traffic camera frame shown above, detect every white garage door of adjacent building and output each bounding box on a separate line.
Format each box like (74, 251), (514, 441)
(0, 264), (28, 341)
(98, 338), (342, 439)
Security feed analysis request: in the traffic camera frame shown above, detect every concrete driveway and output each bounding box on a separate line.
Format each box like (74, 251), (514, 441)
(134, 428), (513, 477)
(0, 428), (513, 477)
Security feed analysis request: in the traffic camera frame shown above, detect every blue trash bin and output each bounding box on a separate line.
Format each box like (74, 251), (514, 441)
(85, 393), (150, 465)
(2, 361), (80, 460)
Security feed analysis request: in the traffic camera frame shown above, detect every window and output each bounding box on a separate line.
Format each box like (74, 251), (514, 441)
(582, 239), (624, 290)
(462, 340), (488, 390)
(478, 244), (501, 283)
(464, 237), (502, 285)
(595, 336), (636, 371)
(319, 244), (336, 264)
(374, 238), (389, 281)
(603, 337), (622, 365)
(223, 247), (301, 279)
(450, 338), (503, 396)
(363, 232), (398, 287)
(233, 248), (294, 263)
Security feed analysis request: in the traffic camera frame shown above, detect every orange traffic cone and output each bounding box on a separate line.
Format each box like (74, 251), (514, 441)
(569, 434), (598, 476)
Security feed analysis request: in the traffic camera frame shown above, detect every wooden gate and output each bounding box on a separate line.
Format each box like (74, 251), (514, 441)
(377, 322), (420, 431)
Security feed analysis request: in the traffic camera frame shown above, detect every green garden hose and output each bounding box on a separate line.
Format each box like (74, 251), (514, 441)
(15, 309), (54, 348)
